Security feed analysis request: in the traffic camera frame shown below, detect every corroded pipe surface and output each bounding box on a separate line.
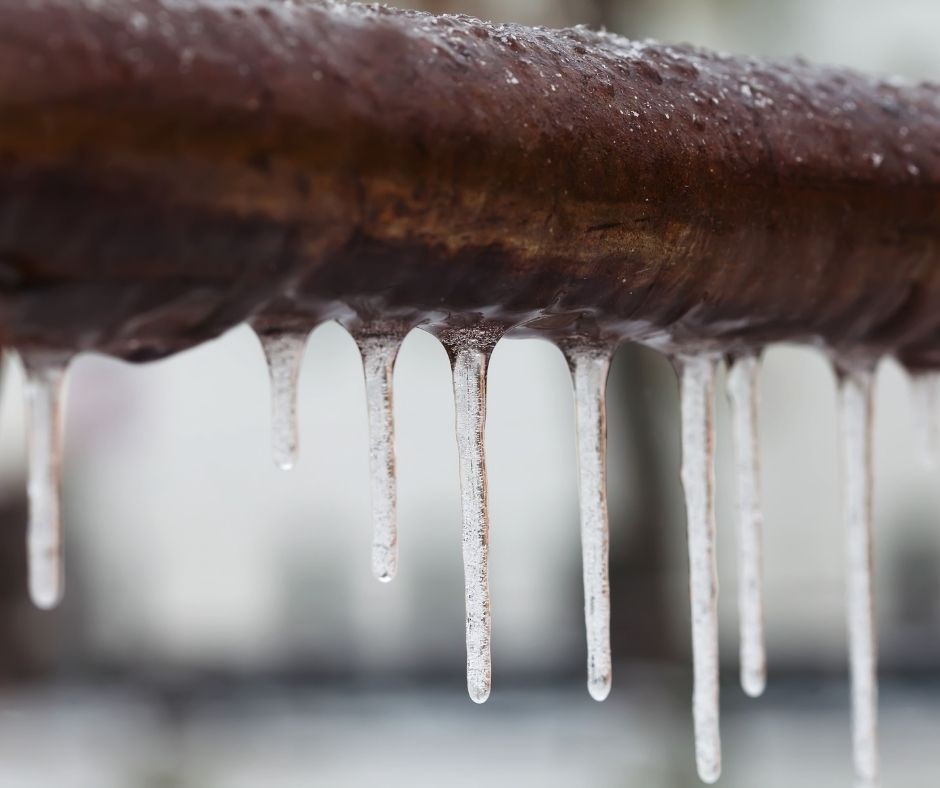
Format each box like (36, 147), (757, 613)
(0, 0), (939, 364)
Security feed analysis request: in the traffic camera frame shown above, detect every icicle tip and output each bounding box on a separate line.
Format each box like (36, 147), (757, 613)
(273, 453), (295, 472)
(468, 680), (490, 704)
(588, 673), (611, 702)
(697, 760), (721, 785)
(372, 557), (396, 584)
(29, 566), (63, 611)
(742, 669), (766, 699)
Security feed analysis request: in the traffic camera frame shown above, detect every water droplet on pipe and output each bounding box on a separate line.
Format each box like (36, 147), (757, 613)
(563, 344), (613, 702)
(21, 352), (70, 611)
(726, 353), (766, 698)
(355, 331), (403, 583)
(837, 364), (879, 788)
(254, 329), (308, 470)
(678, 354), (721, 784)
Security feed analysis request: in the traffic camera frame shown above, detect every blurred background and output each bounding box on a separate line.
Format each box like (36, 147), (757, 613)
(1, 0), (939, 786)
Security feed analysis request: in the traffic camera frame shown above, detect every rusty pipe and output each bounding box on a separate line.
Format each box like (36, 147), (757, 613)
(0, 0), (938, 365)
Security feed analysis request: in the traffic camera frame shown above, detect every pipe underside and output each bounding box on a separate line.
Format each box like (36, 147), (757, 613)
(0, 0), (938, 365)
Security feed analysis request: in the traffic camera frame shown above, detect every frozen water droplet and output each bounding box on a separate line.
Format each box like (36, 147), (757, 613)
(444, 331), (497, 704)
(20, 351), (70, 610)
(837, 364), (879, 788)
(908, 371), (940, 468)
(726, 354), (766, 698)
(254, 329), (308, 470)
(355, 330), (403, 583)
(563, 344), (613, 702)
(678, 354), (721, 784)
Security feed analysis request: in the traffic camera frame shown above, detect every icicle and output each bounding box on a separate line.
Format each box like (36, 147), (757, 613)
(21, 352), (70, 611)
(908, 371), (940, 468)
(254, 329), (308, 470)
(837, 364), (879, 788)
(726, 354), (766, 698)
(354, 331), (403, 583)
(678, 354), (721, 784)
(444, 331), (497, 704)
(563, 344), (613, 702)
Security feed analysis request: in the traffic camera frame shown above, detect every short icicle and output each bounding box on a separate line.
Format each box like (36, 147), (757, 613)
(678, 353), (721, 784)
(21, 351), (71, 611)
(254, 328), (308, 470)
(442, 327), (500, 704)
(908, 370), (940, 469)
(563, 343), (613, 702)
(837, 363), (879, 788)
(354, 330), (403, 583)
(726, 353), (766, 698)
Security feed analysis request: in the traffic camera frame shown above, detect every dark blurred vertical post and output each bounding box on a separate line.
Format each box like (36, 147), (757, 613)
(607, 345), (678, 663)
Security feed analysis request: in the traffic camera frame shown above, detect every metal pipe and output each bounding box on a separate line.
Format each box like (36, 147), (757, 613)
(0, 0), (938, 363)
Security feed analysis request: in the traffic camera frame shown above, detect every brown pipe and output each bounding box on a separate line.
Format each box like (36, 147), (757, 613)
(0, 0), (939, 364)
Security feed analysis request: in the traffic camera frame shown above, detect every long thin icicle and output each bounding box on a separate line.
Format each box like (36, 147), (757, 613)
(837, 364), (879, 788)
(908, 371), (940, 469)
(355, 332), (402, 583)
(450, 343), (494, 704)
(255, 329), (308, 470)
(21, 352), (70, 611)
(678, 354), (721, 784)
(726, 354), (766, 698)
(564, 344), (613, 702)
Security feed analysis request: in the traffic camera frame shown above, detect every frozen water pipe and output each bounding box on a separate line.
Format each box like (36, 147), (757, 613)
(0, 1), (939, 785)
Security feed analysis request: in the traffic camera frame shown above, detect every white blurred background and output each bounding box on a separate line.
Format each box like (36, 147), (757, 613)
(0, 0), (938, 786)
